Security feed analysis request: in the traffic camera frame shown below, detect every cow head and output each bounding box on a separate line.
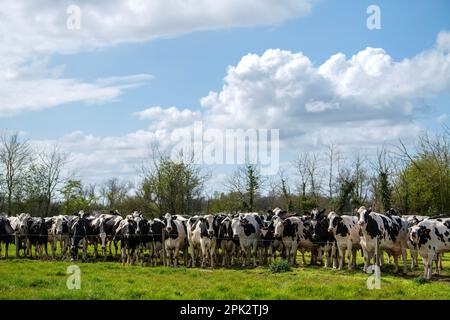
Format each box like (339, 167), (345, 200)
(219, 217), (233, 240)
(133, 214), (148, 235)
(231, 217), (242, 241)
(327, 211), (341, 234)
(164, 213), (174, 233)
(272, 216), (285, 239)
(53, 215), (68, 235)
(409, 224), (431, 245)
(18, 213), (31, 235)
(357, 206), (372, 226)
(310, 208), (326, 241)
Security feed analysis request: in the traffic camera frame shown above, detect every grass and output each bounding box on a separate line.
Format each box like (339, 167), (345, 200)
(1, 244), (449, 300)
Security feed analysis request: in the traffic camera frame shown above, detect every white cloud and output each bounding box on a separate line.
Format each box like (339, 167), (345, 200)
(133, 106), (200, 130)
(30, 31), (450, 187)
(2, 0), (314, 116)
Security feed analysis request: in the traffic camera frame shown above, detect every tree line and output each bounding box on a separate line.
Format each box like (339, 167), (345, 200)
(0, 127), (449, 217)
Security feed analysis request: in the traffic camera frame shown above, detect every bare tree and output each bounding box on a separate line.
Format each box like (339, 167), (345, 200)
(324, 143), (340, 200)
(0, 132), (31, 215)
(38, 145), (69, 216)
(100, 177), (132, 209)
(226, 164), (263, 212)
(294, 153), (310, 198)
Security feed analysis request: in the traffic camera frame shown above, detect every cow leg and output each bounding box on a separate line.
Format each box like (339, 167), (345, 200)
(174, 246), (181, 267)
(252, 242), (258, 267)
(221, 245), (227, 267)
(82, 239), (87, 262)
(363, 250), (370, 272)
(401, 247), (407, 275)
(392, 255), (399, 273)
(210, 246), (216, 268)
(121, 246), (126, 266)
(52, 237), (57, 259)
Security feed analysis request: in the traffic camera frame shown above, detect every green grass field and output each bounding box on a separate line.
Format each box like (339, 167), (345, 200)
(1, 244), (449, 300)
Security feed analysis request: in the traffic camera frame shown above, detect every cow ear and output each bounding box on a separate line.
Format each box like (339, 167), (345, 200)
(366, 208), (372, 214)
(319, 208), (326, 215)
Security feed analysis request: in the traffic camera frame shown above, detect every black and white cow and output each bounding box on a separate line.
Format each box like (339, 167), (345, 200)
(132, 212), (151, 265)
(357, 206), (409, 274)
(272, 216), (301, 266)
(259, 218), (284, 265)
(187, 214), (220, 268)
(0, 216), (13, 258)
(69, 211), (101, 261)
(163, 213), (188, 267)
(99, 213), (123, 259)
(9, 213), (32, 256)
(231, 213), (260, 267)
(148, 218), (166, 266)
(50, 215), (70, 259)
(187, 215), (203, 267)
(115, 215), (139, 265)
(218, 216), (237, 267)
(327, 211), (361, 270)
(403, 215), (429, 269)
(310, 209), (337, 268)
(409, 217), (450, 279)
(27, 217), (49, 259)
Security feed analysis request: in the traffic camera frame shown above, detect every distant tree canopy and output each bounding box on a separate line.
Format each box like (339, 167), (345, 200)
(0, 128), (448, 217)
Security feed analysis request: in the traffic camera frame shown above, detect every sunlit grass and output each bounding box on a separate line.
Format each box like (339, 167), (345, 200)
(1, 243), (449, 300)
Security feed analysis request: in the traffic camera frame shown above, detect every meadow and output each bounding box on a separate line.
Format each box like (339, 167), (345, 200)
(1, 244), (449, 300)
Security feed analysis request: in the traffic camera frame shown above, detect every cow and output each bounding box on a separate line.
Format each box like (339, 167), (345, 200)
(0, 216), (13, 258)
(115, 215), (138, 265)
(163, 213), (188, 267)
(132, 212), (151, 265)
(357, 206), (409, 274)
(403, 215), (429, 270)
(50, 215), (70, 259)
(272, 216), (301, 266)
(409, 217), (450, 279)
(231, 213), (260, 267)
(69, 211), (101, 261)
(187, 215), (203, 267)
(218, 216), (237, 267)
(9, 213), (32, 256)
(27, 217), (49, 259)
(99, 213), (123, 259)
(188, 214), (220, 268)
(327, 211), (361, 270)
(310, 209), (337, 268)
(148, 218), (166, 266)
(259, 218), (283, 265)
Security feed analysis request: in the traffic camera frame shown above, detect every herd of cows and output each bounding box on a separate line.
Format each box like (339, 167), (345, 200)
(0, 207), (449, 279)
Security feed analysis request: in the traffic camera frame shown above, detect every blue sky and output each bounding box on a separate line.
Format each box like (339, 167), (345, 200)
(1, 0), (449, 191)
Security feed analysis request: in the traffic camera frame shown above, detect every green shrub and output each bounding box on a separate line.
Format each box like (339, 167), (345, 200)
(269, 260), (291, 273)
(413, 277), (430, 285)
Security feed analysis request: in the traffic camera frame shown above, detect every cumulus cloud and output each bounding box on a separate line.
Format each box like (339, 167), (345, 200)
(2, 0), (313, 116)
(196, 31), (450, 149)
(32, 31), (450, 185)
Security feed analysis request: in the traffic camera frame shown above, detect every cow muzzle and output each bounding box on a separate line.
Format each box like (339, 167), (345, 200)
(233, 235), (239, 241)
